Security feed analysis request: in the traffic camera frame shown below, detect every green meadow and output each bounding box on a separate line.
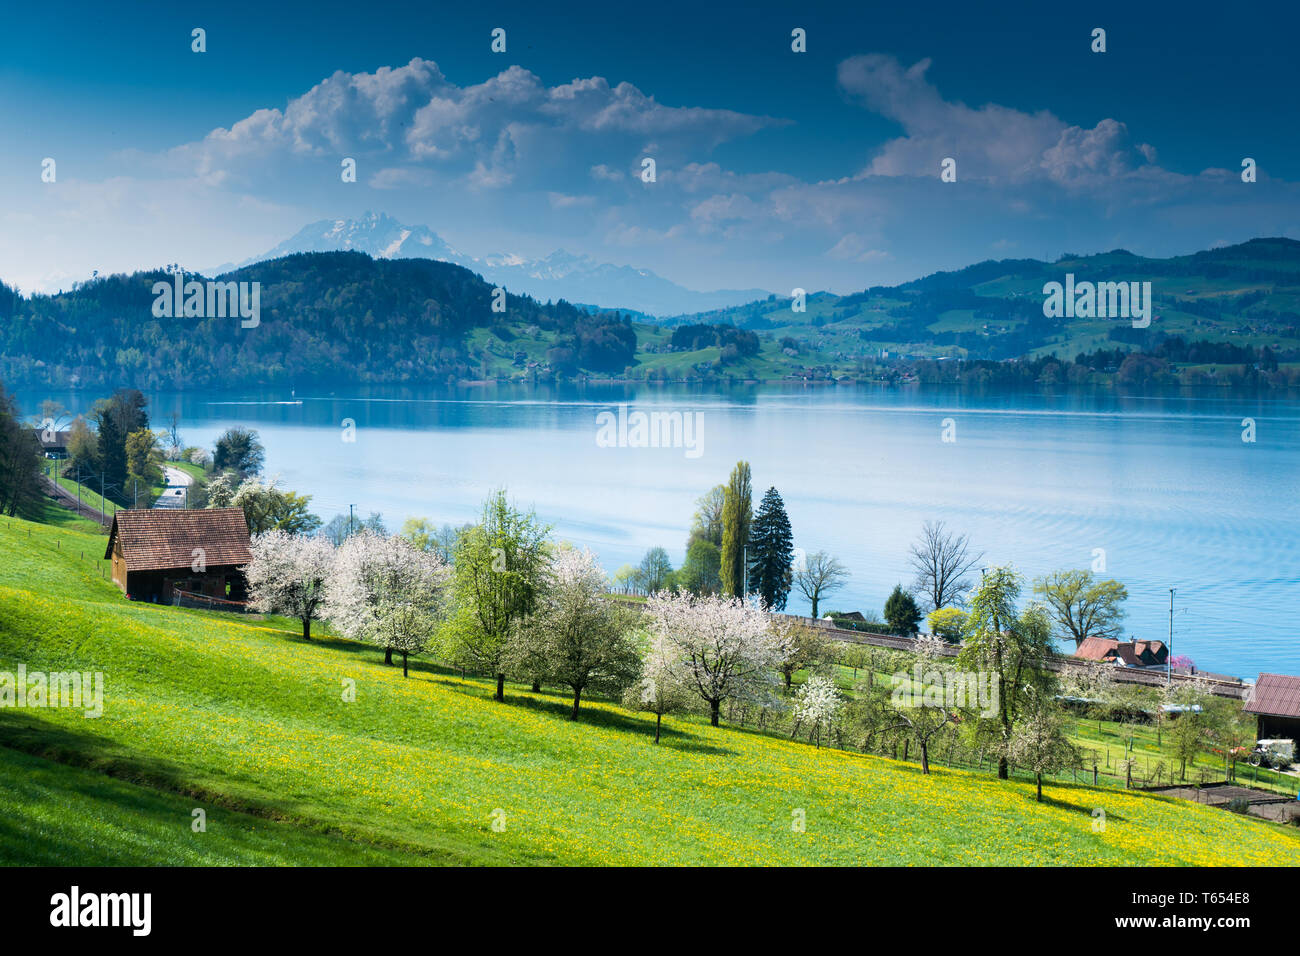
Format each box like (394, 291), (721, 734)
(2, 514), (1298, 866)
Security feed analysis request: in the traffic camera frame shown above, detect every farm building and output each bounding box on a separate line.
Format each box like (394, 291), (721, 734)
(1074, 637), (1168, 669)
(30, 426), (71, 458)
(1243, 674), (1300, 741)
(104, 508), (251, 604)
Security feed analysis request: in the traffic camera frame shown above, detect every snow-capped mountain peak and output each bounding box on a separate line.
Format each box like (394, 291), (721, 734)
(222, 213), (770, 317)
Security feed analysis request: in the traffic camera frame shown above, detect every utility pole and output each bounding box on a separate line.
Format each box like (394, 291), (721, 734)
(1167, 588), (1175, 684)
(348, 503), (356, 538)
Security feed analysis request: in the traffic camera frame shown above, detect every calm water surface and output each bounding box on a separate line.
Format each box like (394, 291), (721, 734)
(31, 384), (1299, 679)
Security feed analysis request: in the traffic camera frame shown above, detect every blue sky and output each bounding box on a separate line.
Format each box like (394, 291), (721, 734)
(2, 0), (1298, 294)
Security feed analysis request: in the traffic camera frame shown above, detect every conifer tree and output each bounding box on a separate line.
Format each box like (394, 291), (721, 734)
(746, 486), (794, 611)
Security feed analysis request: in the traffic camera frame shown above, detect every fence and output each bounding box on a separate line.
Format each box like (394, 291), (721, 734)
(172, 588), (252, 614)
(771, 611), (1250, 700)
(719, 690), (1299, 800)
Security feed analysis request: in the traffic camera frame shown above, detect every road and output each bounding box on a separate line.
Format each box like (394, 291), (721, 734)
(152, 466), (193, 510)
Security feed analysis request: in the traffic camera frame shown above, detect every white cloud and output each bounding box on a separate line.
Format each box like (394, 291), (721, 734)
(6, 52), (1297, 297)
(837, 54), (1161, 187)
(169, 59), (785, 195)
(827, 234), (890, 262)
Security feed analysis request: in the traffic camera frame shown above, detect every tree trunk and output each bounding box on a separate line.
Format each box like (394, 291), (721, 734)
(784, 671), (793, 691)
(654, 712), (662, 744)
(384, 646), (393, 666)
(495, 672), (505, 702)
(1036, 772), (1043, 802)
(710, 699), (720, 726)
(302, 617), (311, 640)
(570, 686), (582, 720)
(919, 740), (929, 774)
(994, 613), (1009, 780)
(810, 595), (819, 619)
(531, 680), (541, 693)
(402, 652), (409, 678)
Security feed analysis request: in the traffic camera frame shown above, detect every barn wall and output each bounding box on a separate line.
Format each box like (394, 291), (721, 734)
(123, 566), (247, 604)
(1258, 715), (1300, 741)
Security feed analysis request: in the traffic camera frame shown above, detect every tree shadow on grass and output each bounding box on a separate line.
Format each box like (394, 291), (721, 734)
(0, 712), (296, 821)
(0, 714), (461, 864)
(411, 680), (736, 757)
(1023, 787), (1130, 823)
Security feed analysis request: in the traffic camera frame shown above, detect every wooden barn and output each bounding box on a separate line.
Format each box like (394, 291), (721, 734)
(105, 508), (251, 604)
(1244, 673), (1300, 741)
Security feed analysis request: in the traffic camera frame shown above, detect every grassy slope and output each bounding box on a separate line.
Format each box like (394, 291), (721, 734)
(1, 514), (1298, 866)
(0, 746), (426, 865)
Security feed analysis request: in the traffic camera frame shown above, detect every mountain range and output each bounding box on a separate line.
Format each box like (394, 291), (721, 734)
(208, 212), (770, 318)
(2, 237), (1296, 391)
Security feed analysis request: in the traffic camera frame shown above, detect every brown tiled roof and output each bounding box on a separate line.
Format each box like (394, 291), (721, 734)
(1075, 637), (1119, 661)
(1114, 640), (1168, 666)
(1075, 637), (1167, 666)
(1244, 674), (1300, 718)
(105, 508), (251, 571)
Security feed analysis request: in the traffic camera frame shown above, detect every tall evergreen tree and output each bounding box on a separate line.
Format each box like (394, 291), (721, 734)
(90, 388), (148, 502)
(884, 584), (922, 636)
(746, 486), (794, 610)
(92, 406), (127, 498)
(718, 461), (752, 597)
(0, 387), (44, 518)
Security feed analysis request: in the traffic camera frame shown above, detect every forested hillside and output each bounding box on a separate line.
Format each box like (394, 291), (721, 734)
(673, 238), (1300, 365)
(4, 239), (1300, 389)
(0, 252), (638, 388)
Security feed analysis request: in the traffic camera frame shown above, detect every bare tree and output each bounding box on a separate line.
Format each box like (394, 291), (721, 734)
(908, 520), (983, 612)
(792, 550), (849, 619)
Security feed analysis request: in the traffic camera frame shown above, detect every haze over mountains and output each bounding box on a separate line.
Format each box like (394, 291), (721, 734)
(209, 212), (771, 318)
(2, 234), (1294, 393)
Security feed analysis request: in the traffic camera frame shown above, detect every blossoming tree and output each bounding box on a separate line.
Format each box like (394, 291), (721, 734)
(243, 529), (335, 640)
(326, 531), (450, 677)
(647, 592), (783, 727)
(505, 547), (640, 720)
(792, 674), (843, 747)
(624, 630), (694, 743)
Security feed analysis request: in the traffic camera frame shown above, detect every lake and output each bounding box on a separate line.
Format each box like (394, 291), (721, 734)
(27, 383), (1300, 679)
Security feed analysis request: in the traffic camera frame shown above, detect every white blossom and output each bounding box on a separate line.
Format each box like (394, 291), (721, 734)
(244, 529), (335, 639)
(913, 633), (947, 662)
(505, 546), (640, 718)
(792, 674), (844, 747)
(646, 591), (783, 726)
(326, 531), (450, 674)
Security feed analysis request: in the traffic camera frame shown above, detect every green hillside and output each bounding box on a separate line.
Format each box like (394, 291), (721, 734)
(1, 514), (1298, 866)
(4, 239), (1298, 390)
(648, 238), (1300, 381)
